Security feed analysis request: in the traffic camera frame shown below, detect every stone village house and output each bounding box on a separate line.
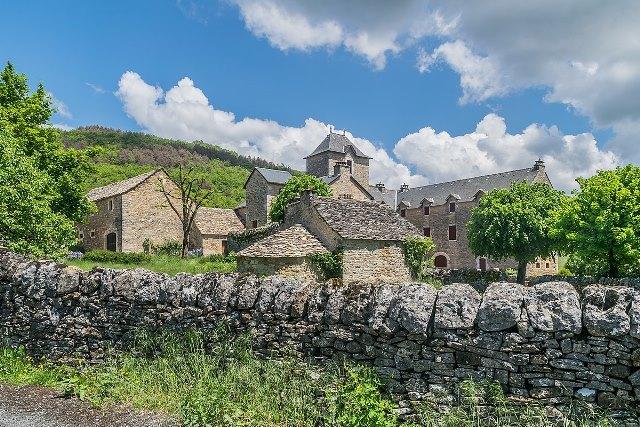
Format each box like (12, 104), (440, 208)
(78, 169), (242, 255)
(237, 190), (420, 283)
(240, 132), (557, 276)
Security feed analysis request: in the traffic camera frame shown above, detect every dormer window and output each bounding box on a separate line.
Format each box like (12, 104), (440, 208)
(449, 202), (456, 213)
(423, 206), (430, 215)
(400, 209), (406, 217)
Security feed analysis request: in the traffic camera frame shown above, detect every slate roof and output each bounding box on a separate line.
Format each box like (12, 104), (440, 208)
(237, 224), (328, 257)
(311, 196), (420, 240)
(195, 207), (244, 236)
(247, 168), (292, 186)
(397, 167), (543, 207)
(87, 169), (161, 202)
(305, 133), (371, 159)
(370, 186), (398, 207)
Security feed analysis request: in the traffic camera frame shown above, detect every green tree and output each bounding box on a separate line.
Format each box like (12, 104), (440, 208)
(0, 62), (91, 224)
(269, 174), (331, 222)
(552, 165), (640, 278)
(0, 133), (75, 256)
(467, 181), (566, 284)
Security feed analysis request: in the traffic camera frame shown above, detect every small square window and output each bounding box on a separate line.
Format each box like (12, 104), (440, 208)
(449, 202), (456, 213)
(546, 262), (550, 268)
(536, 262), (541, 268)
(251, 220), (258, 229)
(90, 230), (96, 238)
(448, 225), (457, 241)
(423, 227), (431, 237)
(78, 231), (84, 240)
(400, 209), (406, 217)
(423, 206), (430, 215)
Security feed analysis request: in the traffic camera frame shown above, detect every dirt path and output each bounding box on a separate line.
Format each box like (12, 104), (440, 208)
(0, 384), (178, 427)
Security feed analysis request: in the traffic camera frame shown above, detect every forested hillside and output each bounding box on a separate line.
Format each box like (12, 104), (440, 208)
(61, 126), (295, 209)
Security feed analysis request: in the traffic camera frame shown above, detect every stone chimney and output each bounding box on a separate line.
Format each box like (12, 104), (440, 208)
(399, 183), (409, 193)
(375, 182), (385, 191)
(533, 158), (545, 172)
(333, 161), (351, 176)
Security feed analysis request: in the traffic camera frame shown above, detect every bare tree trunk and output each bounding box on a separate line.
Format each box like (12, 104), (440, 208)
(517, 260), (527, 285)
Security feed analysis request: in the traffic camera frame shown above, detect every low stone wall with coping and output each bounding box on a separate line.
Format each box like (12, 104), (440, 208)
(1, 247), (639, 421)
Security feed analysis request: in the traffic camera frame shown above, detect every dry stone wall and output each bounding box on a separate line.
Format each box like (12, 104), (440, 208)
(1, 248), (640, 420)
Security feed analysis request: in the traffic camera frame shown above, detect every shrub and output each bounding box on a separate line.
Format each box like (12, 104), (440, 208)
(83, 250), (150, 264)
(310, 248), (343, 280)
(329, 365), (398, 427)
(402, 236), (435, 280)
(152, 240), (182, 256)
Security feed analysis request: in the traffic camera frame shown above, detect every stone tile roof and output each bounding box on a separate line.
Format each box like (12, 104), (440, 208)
(237, 224), (328, 257)
(195, 207), (244, 236)
(305, 133), (371, 159)
(87, 169), (161, 202)
(397, 167), (543, 207)
(311, 195), (420, 240)
(370, 186), (398, 207)
(255, 168), (292, 185)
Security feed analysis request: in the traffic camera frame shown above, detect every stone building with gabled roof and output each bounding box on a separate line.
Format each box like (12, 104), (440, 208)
(79, 169), (184, 253)
(192, 207), (245, 256)
(79, 170), (245, 255)
(237, 224), (329, 281)
(239, 190), (420, 284)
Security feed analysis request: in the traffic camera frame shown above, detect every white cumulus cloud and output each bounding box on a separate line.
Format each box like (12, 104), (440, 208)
(115, 71), (618, 193)
(394, 114), (620, 191)
(115, 71), (425, 188)
(228, 0), (640, 162)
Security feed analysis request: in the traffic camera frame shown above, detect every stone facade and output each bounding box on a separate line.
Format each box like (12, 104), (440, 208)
(77, 194), (123, 252)
(2, 249), (640, 421)
(78, 170), (184, 253)
(237, 257), (318, 282)
(342, 241), (413, 284)
(307, 149), (370, 188)
(325, 165), (373, 201)
(243, 170), (287, 228)
(397, 162), (557, 276)
(120, 173), (184, 253)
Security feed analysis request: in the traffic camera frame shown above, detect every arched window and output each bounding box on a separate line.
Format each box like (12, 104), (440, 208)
(434, 254), (448, 268)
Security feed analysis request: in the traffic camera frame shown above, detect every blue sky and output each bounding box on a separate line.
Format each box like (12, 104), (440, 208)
(2, 1), (637, 190)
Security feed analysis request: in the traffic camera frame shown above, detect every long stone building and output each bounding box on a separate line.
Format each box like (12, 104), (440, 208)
(242, 131), (557, 275)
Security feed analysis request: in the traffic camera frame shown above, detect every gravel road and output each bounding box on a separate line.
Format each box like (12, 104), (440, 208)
(0, 384), (177, 427)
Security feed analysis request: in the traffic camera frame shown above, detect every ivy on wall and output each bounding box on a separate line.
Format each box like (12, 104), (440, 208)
(310, 248), (343, 280)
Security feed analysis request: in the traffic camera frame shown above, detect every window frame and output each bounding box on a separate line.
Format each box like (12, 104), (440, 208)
(449, 202), (456, 213)
(448, 225), (457, 241)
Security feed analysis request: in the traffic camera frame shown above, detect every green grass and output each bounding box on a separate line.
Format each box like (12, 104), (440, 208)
(0, 331), (621, 427)
(65, 254), (236, 276)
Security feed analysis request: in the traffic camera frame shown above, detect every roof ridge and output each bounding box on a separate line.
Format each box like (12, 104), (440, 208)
(406, 167), (534, 192)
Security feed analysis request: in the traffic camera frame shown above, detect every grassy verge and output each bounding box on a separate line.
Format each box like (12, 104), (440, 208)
(65, 254), (236, 276)
(0, 331), (620, 427)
